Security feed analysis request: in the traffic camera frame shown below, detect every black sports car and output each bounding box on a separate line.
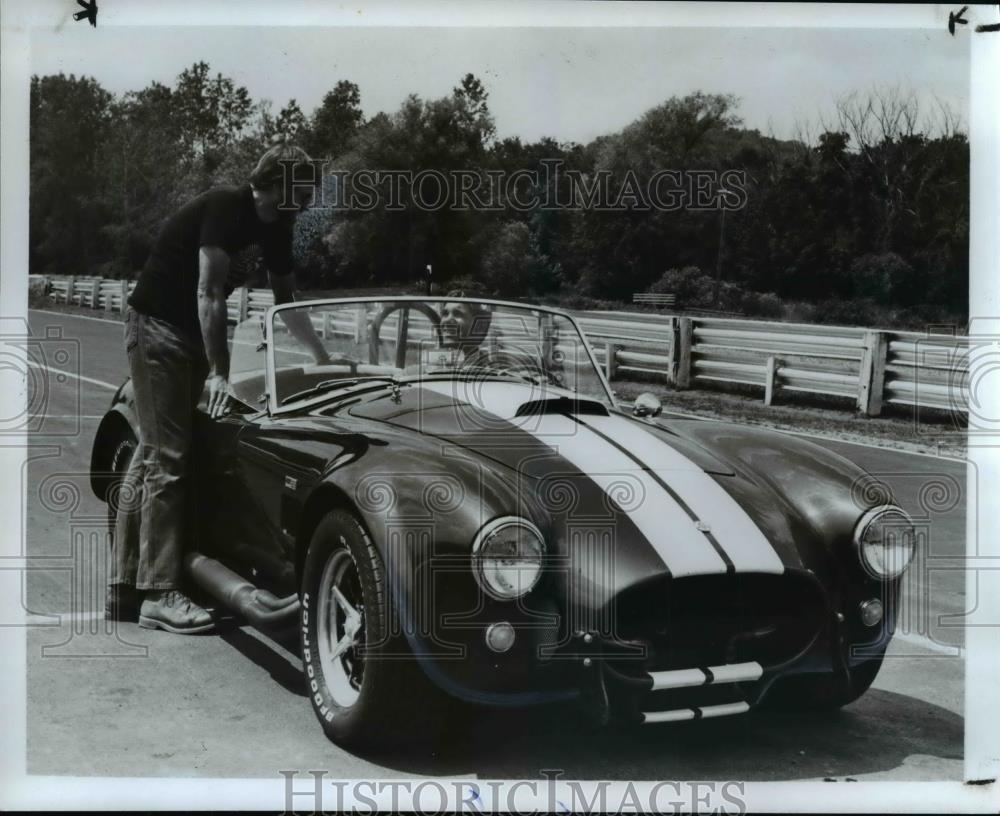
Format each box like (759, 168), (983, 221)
(90, 297), (917, 749)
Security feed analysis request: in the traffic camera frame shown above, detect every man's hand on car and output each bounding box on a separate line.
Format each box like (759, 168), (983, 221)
(207, 373), (231, 417)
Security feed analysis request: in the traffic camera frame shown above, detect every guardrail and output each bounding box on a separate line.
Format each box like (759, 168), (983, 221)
(34, 274), (968, 416)
(40, 274), (277, 324)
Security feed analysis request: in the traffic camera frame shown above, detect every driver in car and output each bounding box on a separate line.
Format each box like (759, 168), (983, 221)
(437, 294), (493, 363)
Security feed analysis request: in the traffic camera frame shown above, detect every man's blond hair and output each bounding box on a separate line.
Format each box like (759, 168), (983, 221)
(249, 139), (316, 190)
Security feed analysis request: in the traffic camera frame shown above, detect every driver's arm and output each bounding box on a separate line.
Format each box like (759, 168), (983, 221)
(270, 273), (330, 365)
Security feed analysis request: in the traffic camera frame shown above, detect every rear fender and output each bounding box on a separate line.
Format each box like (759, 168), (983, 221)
(90, 381), (136, 501)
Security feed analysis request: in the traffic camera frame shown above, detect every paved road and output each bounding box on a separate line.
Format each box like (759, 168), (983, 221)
(22, 309), (966, 780)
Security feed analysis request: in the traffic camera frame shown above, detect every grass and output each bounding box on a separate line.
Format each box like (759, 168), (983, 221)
(612, 377), (966, 458)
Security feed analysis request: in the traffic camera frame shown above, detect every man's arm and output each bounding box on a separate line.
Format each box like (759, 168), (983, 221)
(270, 273), (330, 364)
(198, 246), (232, 418)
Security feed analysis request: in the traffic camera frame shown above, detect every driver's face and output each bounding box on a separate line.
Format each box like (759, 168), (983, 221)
(440, 302), (474, 347)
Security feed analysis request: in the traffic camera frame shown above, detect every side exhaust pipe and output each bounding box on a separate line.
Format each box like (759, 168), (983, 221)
(185, 552), (299, 630)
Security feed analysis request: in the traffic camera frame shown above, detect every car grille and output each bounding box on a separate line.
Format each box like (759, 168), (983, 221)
(607, 572), (827, 674)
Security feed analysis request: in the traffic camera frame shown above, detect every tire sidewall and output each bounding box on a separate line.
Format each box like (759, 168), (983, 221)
(106, 433), (137, 541)
(300, 509), (389, 745)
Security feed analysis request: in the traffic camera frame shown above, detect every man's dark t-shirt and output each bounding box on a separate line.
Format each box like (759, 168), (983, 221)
(128, 184), (293, 334)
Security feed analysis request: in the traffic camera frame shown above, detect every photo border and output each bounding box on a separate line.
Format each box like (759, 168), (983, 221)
(1, 1), (997, 811)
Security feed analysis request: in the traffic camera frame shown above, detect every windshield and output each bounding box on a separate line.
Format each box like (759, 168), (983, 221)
(229, 298), (613, 413)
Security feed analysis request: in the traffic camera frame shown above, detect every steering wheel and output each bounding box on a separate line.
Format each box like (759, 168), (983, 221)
(368, 302), (443, 368)
(460, 347), (549, 384)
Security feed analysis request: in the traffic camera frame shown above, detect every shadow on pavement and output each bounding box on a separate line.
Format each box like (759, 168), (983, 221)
(357, 688), (962, 780)
(219, 626), (962, 781)
(219, 626), (306, 698)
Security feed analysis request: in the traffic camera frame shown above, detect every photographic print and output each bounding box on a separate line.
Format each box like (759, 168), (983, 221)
(1, 2), (998, 812)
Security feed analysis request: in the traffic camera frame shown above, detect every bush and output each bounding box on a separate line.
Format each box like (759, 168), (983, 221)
(740, 291), (784, 318)
(809, 297), (886, 327)
(443, 275), (490, 298)
(848, 252), (913, 304)
(555, 293), (621, 311)
(648, 266), (703, 300)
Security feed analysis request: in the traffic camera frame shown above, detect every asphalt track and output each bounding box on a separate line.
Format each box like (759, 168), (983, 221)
(21, 309), (966, 780)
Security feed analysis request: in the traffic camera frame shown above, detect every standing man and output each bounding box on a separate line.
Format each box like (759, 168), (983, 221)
(108, 141), (329, 633)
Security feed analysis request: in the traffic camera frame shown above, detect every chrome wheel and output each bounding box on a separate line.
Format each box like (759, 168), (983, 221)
(316, 544), (365, 707)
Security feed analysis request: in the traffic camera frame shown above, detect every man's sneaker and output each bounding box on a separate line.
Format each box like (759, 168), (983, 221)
(138, 589), (216, 634)
(105, 583), (139, 622)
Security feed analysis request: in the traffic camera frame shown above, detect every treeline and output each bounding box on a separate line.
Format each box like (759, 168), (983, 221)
(30, 64), (968, 327)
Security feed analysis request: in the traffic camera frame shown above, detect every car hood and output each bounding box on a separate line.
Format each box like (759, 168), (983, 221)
(347, 380), (871, 579)
(349, 380), (737, 477)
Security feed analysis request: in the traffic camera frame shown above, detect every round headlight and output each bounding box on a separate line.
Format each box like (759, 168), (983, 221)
(854, 506), (916, 579)
(472, 517), (545, 600)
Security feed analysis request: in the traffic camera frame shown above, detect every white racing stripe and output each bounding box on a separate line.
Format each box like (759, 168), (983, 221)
(420, 382), (729, 577)
(420, 379), (551, 424)
(420, 380), (784, 576)
(583, 415), (785, 574)
(527, 413), (729, 577)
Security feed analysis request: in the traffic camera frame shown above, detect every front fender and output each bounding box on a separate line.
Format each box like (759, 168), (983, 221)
(659, 419), (891, 573)
(311, 426), (571, 699)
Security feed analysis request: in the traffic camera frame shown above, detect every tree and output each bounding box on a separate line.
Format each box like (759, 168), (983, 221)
(30, 73), (113, 275)
(453, 73), (495, 147)
(26, 68), (970, 327)
(306, 80), (363, 161)
(100, 82), (190, 274)
(173, 61), (255, 168)
(271, 99), (309, 141)
(323, 75), (498, 285)
(480, 221), (555, 297)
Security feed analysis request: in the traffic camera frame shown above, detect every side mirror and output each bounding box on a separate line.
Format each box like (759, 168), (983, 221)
(632, 392), (663, 418)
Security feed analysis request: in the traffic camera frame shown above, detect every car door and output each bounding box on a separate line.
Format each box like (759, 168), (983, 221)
(235, 414), (359, 597)
(190, 403), (281, 586)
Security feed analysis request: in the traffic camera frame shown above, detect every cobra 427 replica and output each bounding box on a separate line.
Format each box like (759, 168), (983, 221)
(91, 297), (916, 749)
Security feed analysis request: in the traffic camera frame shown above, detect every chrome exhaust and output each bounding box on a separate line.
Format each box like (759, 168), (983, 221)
(185, 552), (299, 630)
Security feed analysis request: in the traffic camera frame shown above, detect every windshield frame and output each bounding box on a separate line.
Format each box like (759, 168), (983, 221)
(262, 296), (617, 415)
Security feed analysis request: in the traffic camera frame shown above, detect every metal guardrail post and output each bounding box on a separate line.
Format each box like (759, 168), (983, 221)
(857, 329), (888, 416)
(237, 287), (250, 322)
(67, 276), (76, 305)
(675, 317), (693, 388)
(120, 280), (129, 312)
(354, 307), (366, 344)
(764, 356), (781, 406)
(605, 342), (620, 380)
(91, 279), (101, 308)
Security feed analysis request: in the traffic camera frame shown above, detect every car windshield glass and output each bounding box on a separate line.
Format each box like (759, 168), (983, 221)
(257, 298), (611, 410)
(229, 314), (268, 409)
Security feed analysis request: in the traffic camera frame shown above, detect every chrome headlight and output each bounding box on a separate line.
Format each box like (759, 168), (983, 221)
(472, 517), (545, 600)
(854, 505), (916, 579)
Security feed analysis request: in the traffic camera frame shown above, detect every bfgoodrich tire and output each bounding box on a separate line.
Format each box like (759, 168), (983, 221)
(299, 508), (450, 752)
(106, 431), (137, 540)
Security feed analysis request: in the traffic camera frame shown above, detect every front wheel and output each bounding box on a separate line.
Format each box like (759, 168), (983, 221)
(299, 509), (450, 751)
